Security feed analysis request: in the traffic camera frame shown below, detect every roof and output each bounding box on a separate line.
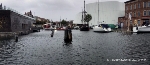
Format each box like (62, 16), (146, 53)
(124, 0), (135, 3)
(118, 17), (125, 18)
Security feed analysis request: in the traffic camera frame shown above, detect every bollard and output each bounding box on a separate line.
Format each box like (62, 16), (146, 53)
(51, 29), (54, 37)
(64, 26), (72, 43)
(14, 33), (18, 42)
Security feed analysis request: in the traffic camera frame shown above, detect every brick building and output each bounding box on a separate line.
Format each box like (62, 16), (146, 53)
(118, 0), (150, 28)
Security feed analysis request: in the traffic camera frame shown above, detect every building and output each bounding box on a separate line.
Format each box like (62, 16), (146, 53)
(74, 1), (125, 26)
(25, 10), (34, 18)
(34, 16), (48, 22)
(0, 4), (35, 34)
(118, 0), (150, 28)
(52, 20), (74, 27)
(0, 3), (2, 9)
(74, 12), (83, 25)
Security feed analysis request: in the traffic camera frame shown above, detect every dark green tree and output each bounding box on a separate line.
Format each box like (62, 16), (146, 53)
(35, 20), (46, 25)
(84, 14), (92, 26)
(61, 19), (67, 26)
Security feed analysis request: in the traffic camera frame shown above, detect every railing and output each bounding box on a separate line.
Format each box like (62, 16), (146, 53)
(0, 5), (35, 20)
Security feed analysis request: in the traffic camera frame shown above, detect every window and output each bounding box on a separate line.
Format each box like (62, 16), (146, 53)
(126, 6), (128, 10)
(138, 11), (140, 16)
(130, 12), (132, 17)
(138, 3), (140, 8)
(126, 13), (128, 18)
(138, 20), (140, 26)
(22, 24), (25, 29)
(143, 11), (147, 16)
(130, 20), (132, 24)
(134, 4), (136, 9)
(131, 5), (132, 10)
(134, 12), (136, 17)
(143, 2), (147, 8)
(148, 2), (150, 7)
(149, 11), (150, 15)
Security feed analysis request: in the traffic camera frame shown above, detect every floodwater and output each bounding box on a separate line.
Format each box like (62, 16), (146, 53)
(0, 30), (150, 65)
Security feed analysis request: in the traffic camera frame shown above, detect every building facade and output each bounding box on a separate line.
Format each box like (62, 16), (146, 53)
(118, 0), (150, 28)
(0, 4), (35, 34)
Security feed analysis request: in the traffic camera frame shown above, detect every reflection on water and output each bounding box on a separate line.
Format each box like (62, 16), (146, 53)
(0, 30), (149, 65)
(0, 40), (20, 65)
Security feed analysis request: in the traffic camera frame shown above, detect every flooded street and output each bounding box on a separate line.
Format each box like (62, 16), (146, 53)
(0, 30), (150, 65)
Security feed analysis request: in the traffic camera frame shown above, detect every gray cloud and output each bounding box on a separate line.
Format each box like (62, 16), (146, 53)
(0, 0), (128, 21)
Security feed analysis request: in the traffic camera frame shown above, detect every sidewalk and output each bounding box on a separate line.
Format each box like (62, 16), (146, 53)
(113, 28), (133, 33)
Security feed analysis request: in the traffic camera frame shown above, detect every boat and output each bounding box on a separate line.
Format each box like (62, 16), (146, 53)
(80, 0), (90, 31)
(80, 25), (89, 31)
(43, 23), (51, 30)
(93, 24), (112, 32)
(56, 27), (66, 30)
(132, 19), (150, 33)
(93, 0), (112, 32)
(133, 25), (150, 33)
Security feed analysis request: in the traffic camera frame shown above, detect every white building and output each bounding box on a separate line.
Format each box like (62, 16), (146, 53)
(74, 12), (83, 24)
(74, 1), (125, 26)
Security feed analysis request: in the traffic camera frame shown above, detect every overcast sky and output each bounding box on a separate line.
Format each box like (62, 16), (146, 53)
(0, 0), (128, 21)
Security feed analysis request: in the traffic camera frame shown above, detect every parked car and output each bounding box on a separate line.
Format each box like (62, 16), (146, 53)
(74, 26), (79, 30)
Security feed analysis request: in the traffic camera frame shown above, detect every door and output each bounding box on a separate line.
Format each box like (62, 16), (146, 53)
(145, 20), (149, 26)
(121, 22), (123, 28)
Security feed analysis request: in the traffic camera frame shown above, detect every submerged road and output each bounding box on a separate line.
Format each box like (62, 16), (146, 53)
(0, 30), (150, 65)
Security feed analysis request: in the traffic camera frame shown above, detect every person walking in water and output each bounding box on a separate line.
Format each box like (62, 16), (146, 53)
(51, 25), (55, 37)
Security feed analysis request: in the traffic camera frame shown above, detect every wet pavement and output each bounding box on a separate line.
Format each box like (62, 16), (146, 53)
(0, 30), (150, 65)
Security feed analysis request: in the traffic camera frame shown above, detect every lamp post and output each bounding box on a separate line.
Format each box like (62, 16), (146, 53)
(127, 12), (131, 31)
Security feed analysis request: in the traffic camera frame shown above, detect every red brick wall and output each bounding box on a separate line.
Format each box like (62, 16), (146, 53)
(125, 0), (150, 27)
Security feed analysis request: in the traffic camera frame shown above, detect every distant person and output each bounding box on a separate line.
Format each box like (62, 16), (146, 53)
(51, 26), (55, 37)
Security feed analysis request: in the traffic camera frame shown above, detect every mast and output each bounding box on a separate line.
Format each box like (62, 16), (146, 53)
(82, 8), (83, 24)
(60, 16), (61, 27)
(98, 0), (99, 24)
(84, 0), (85, 24)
